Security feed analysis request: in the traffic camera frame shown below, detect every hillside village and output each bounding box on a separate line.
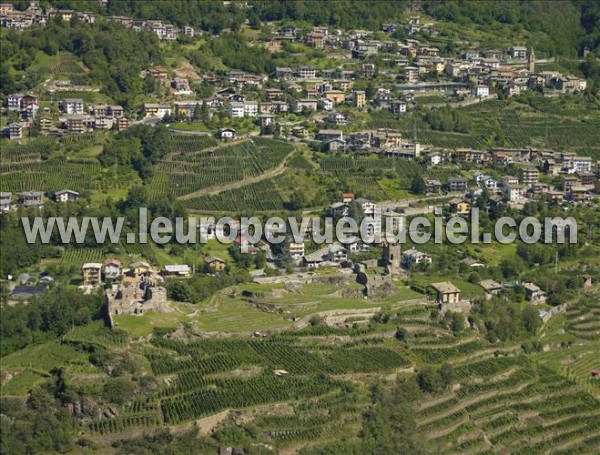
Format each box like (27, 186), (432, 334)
(1, 2), (600, 453)
(2, 0), (600, 310)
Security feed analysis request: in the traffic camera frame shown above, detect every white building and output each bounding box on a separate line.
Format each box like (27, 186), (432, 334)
(54, 189), (79, 203)
(6, 93), (23, 111)
(503, 183), (524, 202)
(143, 103), (171, 119)
(471, 85), (490, 97)
(244, 101), (258, 118)
(60, 98), (84, 114)
(401, 249), (432, 268)
(229, 102), (245, 118)
(289, 241), (305, 259)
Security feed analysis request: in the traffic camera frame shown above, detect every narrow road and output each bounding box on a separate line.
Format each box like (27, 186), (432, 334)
(177, 148), (297, 200)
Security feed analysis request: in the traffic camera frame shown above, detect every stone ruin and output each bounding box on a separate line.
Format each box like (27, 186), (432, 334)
(354, 263), (397, 300)
(106, 281), (169, 316)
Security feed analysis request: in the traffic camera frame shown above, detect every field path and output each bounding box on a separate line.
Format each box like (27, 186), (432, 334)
(177, 145), (297, 200)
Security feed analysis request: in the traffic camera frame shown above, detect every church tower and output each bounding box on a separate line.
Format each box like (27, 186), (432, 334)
(528, 48), (535, 74)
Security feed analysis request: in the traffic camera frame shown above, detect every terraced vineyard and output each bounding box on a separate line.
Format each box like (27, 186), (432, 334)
(0, 136), (58, 163)
(181, 178), (287, 212)
(0, 159), (101, 192)
(145, 336), (409, 424)
(319, 155), (458, 194)
(535, 299), (600, 398)
(50, 52), (89, 76)
(60, 248), (105, 269)
(416, 356), (600, 454)
(148, 138), (294, 198)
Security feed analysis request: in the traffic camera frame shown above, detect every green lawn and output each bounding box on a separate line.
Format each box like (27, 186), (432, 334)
(191, 279), (423, 333)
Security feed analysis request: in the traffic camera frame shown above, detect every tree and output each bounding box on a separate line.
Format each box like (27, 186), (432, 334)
(439, 363), (455, 389)
(102, 378), (135, 405)
(446, 311), (466, 332)
(395, 327), (408, 342)
(522, 305), (541, 335)
(411, 176), (426, 194)
(192, 102), (202, 122)
(417, 366), (442, 393)
(200, 101), (210, 124)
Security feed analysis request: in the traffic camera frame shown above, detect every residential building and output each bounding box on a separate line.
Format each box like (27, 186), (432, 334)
(324, 90), (346, 104)
(219, 128), (236, 140)
(401, 249), (432, 269)
(162, 265), (190, 277)
(326, 243), (347, 263)
(143, 103), (171, 119)
(479, 279), (503, 296)
(204, 255), (227, 272)
(449, 198), (471, 215)
(82, 263), (102, 285)
(6, 93), (23, 111)
(570, 185), (592, 202)
(298, 65), (317, 79)
(228, 102), (245, 118)
(425, 179), (442, 194)
(54, 189), (79, 203)
(8, 122), (22, 139)
(0, 192), (12, 212)
(103, 259), (123, 280)
(471, 85), (490, 97)
(243, 101), (258, 118)
(448, 176), (468, 191)
(403, 66), (419, 83)
(508, 46), (528, 59)
(318, 98), (333, 111)
(183, 26), (194, 37)
(503, 183), (525, 202)
(354, 90), (366, 108)
(430, 282), (461, 304)
(289, 242), (305, 259)
(67, 116), (85, 133)
(326, 138), (346, 152)
(60, 98), (84, 114)
(389, 100), (407, 114)
(523, 282), (546, 303)
(116, 117), (133, 130)
(362, 63), (375, 77)
(520, 166), (540, 186)
(563, 176), (581, 192)
(20, 191), (43, 208)
(172, 77), (192, 95)
(292, 99), (318, 113)
(572, 157), (593, 174)
(315, 130), (344, 141)
(258, 114), (275, 128)
(546, 191), (564, 204)
(130, 261), (153, 277)
(326, 111), (347, 126)
(306, 32), (324, 48)
(275, 67), (294, 80)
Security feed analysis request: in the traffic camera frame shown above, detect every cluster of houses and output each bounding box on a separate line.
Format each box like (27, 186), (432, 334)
(81, 259), (192, 287)
(441, 148), (600, 205)
(56, 99), (133, 134)
(0, 189), (81, 212)
(3, 94), (134, 138)
(478, 279), (549, 304)
(0, 2), (195, 40)
(267, 20), (586, 98)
